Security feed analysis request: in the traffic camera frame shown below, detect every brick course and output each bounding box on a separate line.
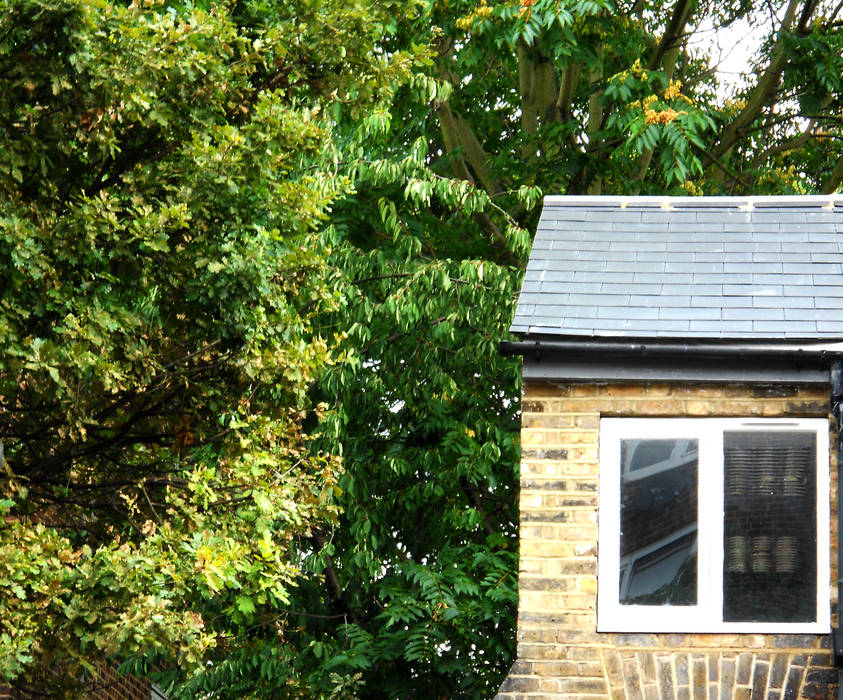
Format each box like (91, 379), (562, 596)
(496, 381), (838, 700)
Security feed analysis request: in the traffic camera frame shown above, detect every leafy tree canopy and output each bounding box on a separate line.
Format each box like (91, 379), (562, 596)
(0, 0), (421, 695)
(279, 0), (843, 697)
(2, 0), (842, 697)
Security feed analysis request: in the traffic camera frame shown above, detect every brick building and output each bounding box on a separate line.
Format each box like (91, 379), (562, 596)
(498, 196), (843, 699)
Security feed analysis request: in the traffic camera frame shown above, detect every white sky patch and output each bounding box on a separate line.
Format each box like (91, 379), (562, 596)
(693, 15), (769, 96)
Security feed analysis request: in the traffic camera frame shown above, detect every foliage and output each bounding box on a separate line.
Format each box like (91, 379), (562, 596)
(3, 0), (842, 697)
(0, 0), (417, 695)
(278, 0), (843, 697)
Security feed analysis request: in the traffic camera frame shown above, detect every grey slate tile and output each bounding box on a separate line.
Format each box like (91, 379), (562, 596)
(697, 211), (749, 223)
(642, 211), (696, 222)
(574, 270), (630, 282)
(660, 307), (720, 320)
(725, 242), (781, 252)
(723, 284), (783, 296)
(662, 283), (723, 296)
(606, 260), (662, 272)
(696, 295), (750, 307)
(634, 272), (693, 284)
(811, 285), (843, 298)
(539, 270), (574, 283)
(667, 262), (723, 273)
(690, 320), (752, 333)
(785, 242), (836, 252)
(596, 306), (659, 320)
(754, 251), (810, 262)
(814, 297), (843, 309)
(636, 251), (677, 262)
(805, 211), (840, 223)
(784, 308), (843, 321)
(752, 273), (813, 285)
(752, 211), (807, 223)
(668, 222), (725, 232)
(603, 283), (661, 295)
(523, 315), (565, 327)
(611, 241), (668, 252)
(755, 231), (808, 242)
(724, 307), (784, 321)
(724, 262), (780, 273)
(567, 293), (629, 306)
(694, 273), (746, 284)
(540, 281), (577, 294)
(630, 295), (691, 307)
(584, 210), (637, 222)
(558, 305), (598, 318)
(754, 320), (816, 333)
(515, 293), (549, 305)
(667, 241), (724, 252)
(753, 295), (815, 308)
(785, 262), (841, 274)
(510, 197), (843, 340)
(702, 252), (752, 263)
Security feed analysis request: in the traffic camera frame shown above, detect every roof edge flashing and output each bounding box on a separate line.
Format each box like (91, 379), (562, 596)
(541, 194), (843, 209)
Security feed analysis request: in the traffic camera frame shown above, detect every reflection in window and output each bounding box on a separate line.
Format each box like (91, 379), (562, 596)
(619, 439), (698, 606)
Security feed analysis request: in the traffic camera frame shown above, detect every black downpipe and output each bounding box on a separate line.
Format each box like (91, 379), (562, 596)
(831, 361), (843, 697)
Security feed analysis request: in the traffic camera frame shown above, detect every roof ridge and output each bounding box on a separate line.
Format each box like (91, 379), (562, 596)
(542, 195), (843, 209)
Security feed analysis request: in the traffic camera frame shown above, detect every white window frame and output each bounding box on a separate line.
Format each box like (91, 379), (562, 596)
(597, 417), (830, 633)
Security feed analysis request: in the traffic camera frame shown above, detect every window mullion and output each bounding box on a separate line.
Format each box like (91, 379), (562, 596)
(697, 422), (724, 623)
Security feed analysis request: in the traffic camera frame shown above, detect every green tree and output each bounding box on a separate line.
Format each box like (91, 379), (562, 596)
(4, 0), (842, 696)
(0, 0), (419, 696)
(284, 0), (843, 697)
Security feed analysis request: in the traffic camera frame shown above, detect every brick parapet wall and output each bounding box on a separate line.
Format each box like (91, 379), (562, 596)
(496, 381), (838, 700)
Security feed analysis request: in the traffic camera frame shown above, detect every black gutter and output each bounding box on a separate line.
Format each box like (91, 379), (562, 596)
(499, 338), (840, 362)
(502, 337), (843, 690)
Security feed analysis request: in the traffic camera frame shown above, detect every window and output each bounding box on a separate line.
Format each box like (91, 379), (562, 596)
(598, 418), (829, 633)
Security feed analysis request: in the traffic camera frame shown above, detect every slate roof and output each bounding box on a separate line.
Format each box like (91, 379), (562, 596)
(510, 195), (843, 339)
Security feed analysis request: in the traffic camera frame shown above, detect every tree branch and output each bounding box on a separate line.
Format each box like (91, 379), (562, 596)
(705, 0), (804, 167)
(822, 154), (843, 194)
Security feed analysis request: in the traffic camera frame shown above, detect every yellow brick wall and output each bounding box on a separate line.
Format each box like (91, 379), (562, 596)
(496, 381), (838, 700)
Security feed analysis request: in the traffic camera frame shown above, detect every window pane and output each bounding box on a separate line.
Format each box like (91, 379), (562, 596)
(619, 439), (698, 606)
(723, 431), (817, 622)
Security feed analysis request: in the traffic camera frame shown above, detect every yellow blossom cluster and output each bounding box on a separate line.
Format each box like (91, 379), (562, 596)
(629, 58), (645, 78)
(455, 1), (493, 30)
(663, 80), (695, 105)
(644, 107), (679, 125)
(681, 180), (703, 195)
(664, 79), (682, 100)
(518, 0), (534, 18)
